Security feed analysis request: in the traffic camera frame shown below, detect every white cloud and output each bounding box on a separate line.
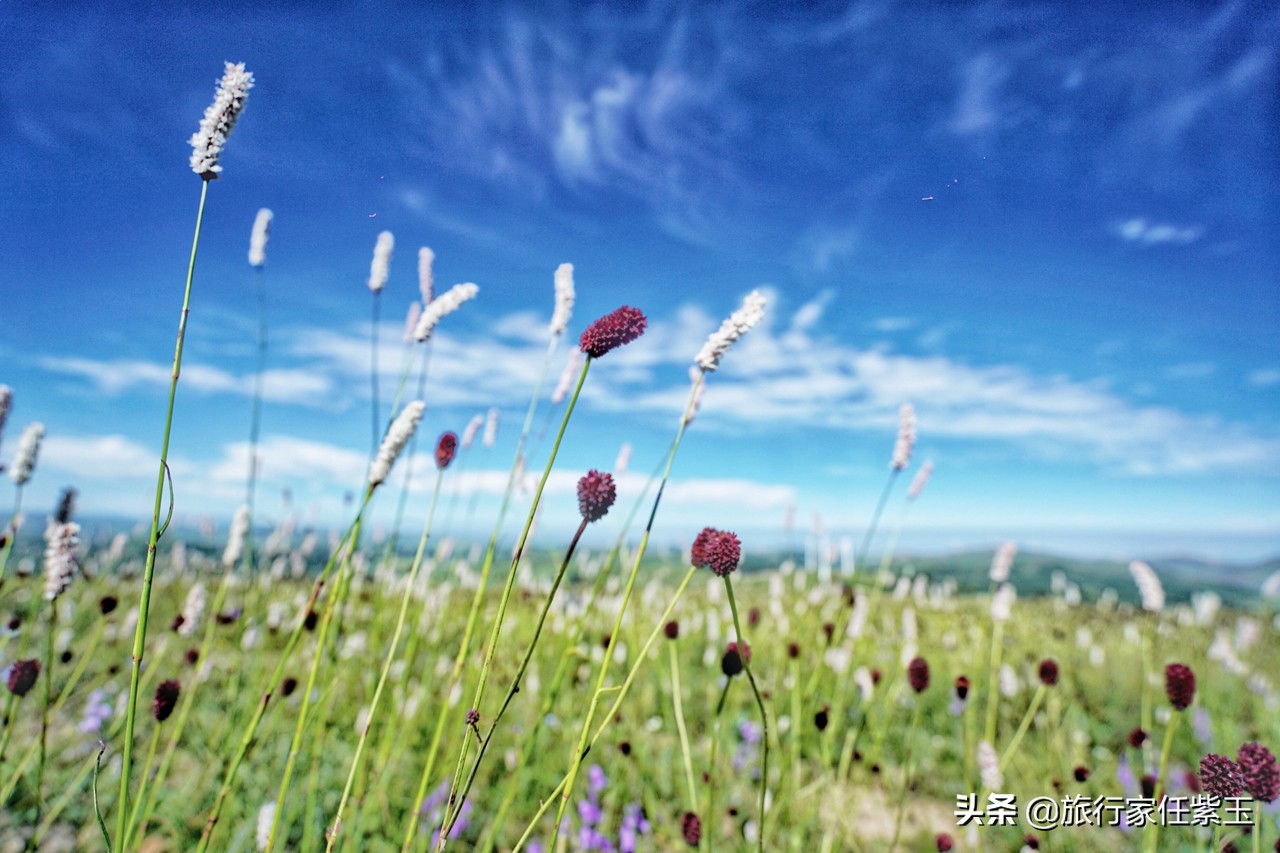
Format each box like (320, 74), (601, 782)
(38, 357), (334, 405)
(1248, 369), (1280, 387)
(41, 434), (160, 480)
(1113, 217), (1205, 246)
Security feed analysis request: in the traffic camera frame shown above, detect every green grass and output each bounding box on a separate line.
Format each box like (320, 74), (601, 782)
(0, 543), (1276, 851)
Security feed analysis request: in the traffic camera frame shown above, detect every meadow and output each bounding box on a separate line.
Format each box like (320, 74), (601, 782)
(1, 61), (1278, 853)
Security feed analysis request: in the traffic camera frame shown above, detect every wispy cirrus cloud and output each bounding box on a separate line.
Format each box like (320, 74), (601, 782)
(38, 356), (334, 405)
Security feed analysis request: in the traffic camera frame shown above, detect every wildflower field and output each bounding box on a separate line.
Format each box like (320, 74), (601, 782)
(2, 59), (1278, 853)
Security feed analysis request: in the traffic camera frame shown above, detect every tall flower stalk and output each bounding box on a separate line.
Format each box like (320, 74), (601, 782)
(244, 208), (272, 575)
(196, 402), (421, 852)
(435, 303), (642, 851)
(856, 402), (915, 571)
(322, 432), (456, 850)
(262, 401), (426, 850)
(368, 230), (394, 456)
(117, 60), (253, 851)
(396, 271), (567, 851)
(437, 470), (616, 843)
(546, 291), (766, 851)
(1, 420), (43, 591)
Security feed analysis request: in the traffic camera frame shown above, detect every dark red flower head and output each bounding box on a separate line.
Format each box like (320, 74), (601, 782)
(907, 656), (930, 693)
(1164, 663), (1196, 710)
(681, 811), (701, 847)
(153, 679), (180, 722)
(1238, 742), (1279, 803)
(579, 306), (647, 358)
(435, 431), (458, 469)
(664, 620), (680, 640)
(1073, 765), (1090, 783)
(935, 834), (954, 852)
(1128, 727), (1148, 749)
(954, 675), (971, 701)
(1199, 753), (1246, 799)
(691, 527), (741, 577)
(577, 470), (616, 523)
(721, 641), (750, 677)
(1038, 658), (1059, 687)
(6, 659), (40, 698)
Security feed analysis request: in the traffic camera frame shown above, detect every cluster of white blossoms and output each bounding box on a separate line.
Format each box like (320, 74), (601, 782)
(248, 208), (272, 268)
(549, 263), (575, 336)
(222, 504), (252, 568)
(694, 289), (766, 372)
(43, 520), (80, 601)
(907, 460), (934, 499)
(367, 231), (394, 294)
(989, 541), (1017, 584)
(1129, 560), (1165, 612)
(369, 401), (426, 487)
(189, 62), (254, 179)
(891, 403), (916, 471)
(9, 422), (44, 486)
(413, 282), (479, 343)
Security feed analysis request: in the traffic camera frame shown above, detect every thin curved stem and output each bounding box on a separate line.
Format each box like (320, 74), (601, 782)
(117, 178), (209, 850)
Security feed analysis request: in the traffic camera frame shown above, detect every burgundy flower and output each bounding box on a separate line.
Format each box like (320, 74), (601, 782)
(1199, 753), (1246, 799)
(1073, 765), (1089, 783)
(681, 811), (701, 847)
(1164, 663), (1196, 711)
(435, 431), (458, 470)
(1128, 727), (1148, 749)
(935, 834), (954, 852)
(577, 470), (616, 523)
(1140, 774), (1156, 798)
(954, 675), (971, 701)
(6, 658), (40, 698)
(690, 527), (741, 577)
(99, 595), (118, 616)
(721, 641), (751, 678)
(1038, 659), (1059, 687)
(907, 656), (930, 693)
(465, 708), (480, 728)
(1237, 742), (1279, 803)
(815, 705), (830, 732)
(153, 679), (180, 722)
(664, 620), (679, 640)
(579, 306), (647, 358)
(788, 642), (801, 659)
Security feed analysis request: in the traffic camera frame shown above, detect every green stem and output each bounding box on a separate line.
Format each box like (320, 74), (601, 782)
(196, 492), (369, 853)
(855, 469), (900, 572)
(401, 339), (559, 853)
(437, 353), (589, 850)
(244, 265), (267, 575)
(670, 641), (699, 813)
(1143, 709), (1180, 853)
(134, 568), (236, 840)
(724, 577), (769, 852)
(998, 684), (1046, 773)
(984, 619), (1006, 745)
(549, 374), (704, 849)
(267, 514), (364, 851)
(123, 724), (162, 850)
(707, 679), (733, 853)
(371, 289), (382, 458)
(888, 698), (922, 852)
(441, 517), (589, 842)
(117, 178), (210, 850)
(513, 565), (698, 853)
(35, 598), (56, 831)
(326, 470), (444, 850)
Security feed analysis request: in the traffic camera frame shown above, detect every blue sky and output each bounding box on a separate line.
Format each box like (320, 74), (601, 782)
(2, 1), (1277, 561)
